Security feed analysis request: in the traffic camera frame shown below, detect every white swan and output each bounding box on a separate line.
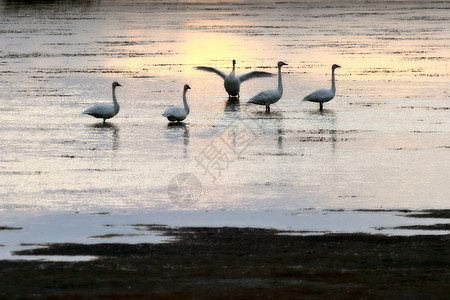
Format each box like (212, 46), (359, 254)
(247, 61), (287, 113)
(195, 60), (273, 98)
(162, 84), (191, 122)
(83, 81), (121, 124)
(302, 64), (341, 111)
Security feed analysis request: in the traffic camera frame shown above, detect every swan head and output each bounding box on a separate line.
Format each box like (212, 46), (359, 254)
(332, 64), (341, 69)
(278, 61), (288, 68)
(184, 84), (191, 91)
(112, 81), (122, 87)
(232, 59), (236, 66)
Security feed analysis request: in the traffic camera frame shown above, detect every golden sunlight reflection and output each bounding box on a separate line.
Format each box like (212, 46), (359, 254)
(105, 17), (272, 77)
(180, 34), (263, 74)
(181, 19), (245, 65)
(99, 6), (447, 99)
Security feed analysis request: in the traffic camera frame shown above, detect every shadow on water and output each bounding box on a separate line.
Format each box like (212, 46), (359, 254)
(164, 122), (190, 159)
(89, 122), (120, 150)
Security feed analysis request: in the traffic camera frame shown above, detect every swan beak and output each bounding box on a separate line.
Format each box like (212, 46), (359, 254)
(117, 83), (122, 86)
(336, 65), (341, 68)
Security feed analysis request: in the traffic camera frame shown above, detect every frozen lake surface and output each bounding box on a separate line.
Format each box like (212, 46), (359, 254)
(0, 0), (449, 259)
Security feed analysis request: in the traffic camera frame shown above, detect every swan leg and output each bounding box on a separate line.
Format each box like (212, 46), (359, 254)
(266, 105), (270, 113)
(319, 103), (323, 111)
(103, 118), (106, 124)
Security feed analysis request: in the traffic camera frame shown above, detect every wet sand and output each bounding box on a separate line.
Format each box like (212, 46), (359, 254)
(1, 225), (449, 298)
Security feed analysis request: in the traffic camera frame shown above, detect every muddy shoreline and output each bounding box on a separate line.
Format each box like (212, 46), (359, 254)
(1, 225), (449, 299)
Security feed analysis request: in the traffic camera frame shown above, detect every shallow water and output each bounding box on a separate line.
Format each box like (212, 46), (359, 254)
(0, 0), (449, 259)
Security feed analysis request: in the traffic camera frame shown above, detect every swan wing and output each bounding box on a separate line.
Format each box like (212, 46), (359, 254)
(163, 107), (187, 121)
(195, 66), (227, 80)
(83, 104), (116, 118)
(302, 89), (334, 103)
(248, 89), (279, 105)
(238, 71), (274, 83)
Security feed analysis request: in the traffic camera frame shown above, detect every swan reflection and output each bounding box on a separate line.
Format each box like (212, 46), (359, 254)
(242, 110), (285, 153)
(224, 98), (240, 113)
(89, 122), (120, 150)
(307, 109), (337, 151)
(164, 122), (190, 158)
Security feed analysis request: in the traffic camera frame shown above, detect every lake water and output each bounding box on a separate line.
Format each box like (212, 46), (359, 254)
(0, 0), (449, 259)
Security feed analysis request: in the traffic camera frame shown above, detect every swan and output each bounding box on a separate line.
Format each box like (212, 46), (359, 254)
(195, 60), (273, 99)
(247, 61), (288, 113)
(162, 84), (191, 122)
(83, 81), (121, 124)
(302, 64), (341, 111)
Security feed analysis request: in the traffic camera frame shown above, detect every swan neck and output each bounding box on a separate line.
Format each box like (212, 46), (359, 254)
(277, 65), (283, 93)
(112, 86), (120, 113)
(331, 68), (336, 92)
(183, 89), (190, 115)
(230, 62), (236, 76)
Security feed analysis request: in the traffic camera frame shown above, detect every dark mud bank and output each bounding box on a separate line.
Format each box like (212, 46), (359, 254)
(1, 226), (449, 299)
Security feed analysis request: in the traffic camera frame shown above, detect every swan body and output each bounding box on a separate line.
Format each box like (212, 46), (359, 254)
(163, 84), (191, 122)
(83, 81), (121, 124)
(247, 61), (287, 112)
(195, 60), (273, 98)
(302, 64), (341, 111)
